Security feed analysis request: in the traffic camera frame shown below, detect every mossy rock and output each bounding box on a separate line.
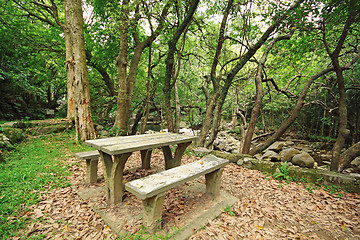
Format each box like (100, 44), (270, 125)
(2, 127), (26, 143)
(0, 134), (14, 151)
(212, 150), (253, 163)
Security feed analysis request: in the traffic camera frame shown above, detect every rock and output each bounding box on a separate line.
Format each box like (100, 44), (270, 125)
(1, 121), (18, 127)
(95, 125), (104, 131)
(0, 134), (14, 150)
(193, 147), (212, 155)
(213, 139), (227, 151)
(99, 130), (109, 138)
(279, 148), (300, 162)
(266, 142), (285, 152)
(285, 141), (294, 146)
(237, 157), (256, 166)
(349, 173), (360, 180)
(351, 156), (360, 167)
(13, 121), (28, 129)
(261, 150), (280, 162)
(27, 125), (69, 135)
(2, 127), (26, 143)
(291, 152), (315, 168)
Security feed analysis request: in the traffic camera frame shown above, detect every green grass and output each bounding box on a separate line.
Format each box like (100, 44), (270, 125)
(0, 131), (92, 239)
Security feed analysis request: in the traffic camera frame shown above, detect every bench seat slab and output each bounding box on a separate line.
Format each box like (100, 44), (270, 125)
(125, 155), (228, 200)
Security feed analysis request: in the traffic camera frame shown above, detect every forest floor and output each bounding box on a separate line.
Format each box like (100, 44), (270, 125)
(18, 149), (360, 240)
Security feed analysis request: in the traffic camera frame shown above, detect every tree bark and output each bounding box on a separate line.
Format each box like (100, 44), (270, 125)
(325, 3), (357, 172)
(64, 0), (96, 141)
(198, 0), (233, 146)
(163, 0), (200, 132)
(242, 35), (291, 154)
(114, 1), (171, 135)
(338, 140), (360, 172)
(198, 0), (305, 147)
(249, 53), (360, 155)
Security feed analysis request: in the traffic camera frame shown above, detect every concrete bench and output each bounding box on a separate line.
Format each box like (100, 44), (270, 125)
(125, 155), (229, 233)
(75, 151), (100, 184)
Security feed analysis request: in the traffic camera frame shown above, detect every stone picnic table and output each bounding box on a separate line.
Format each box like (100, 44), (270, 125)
(84, 132), (198, 204)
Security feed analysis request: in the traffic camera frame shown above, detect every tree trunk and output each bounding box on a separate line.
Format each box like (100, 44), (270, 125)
(242, 35), (291, 154)
(114, 1), (171, 135)
(174, 82), (181, 133)
(249, 53), (360, 155)
(163, 0), (200, 132)
(338, 140), (360, 172)
(198, 0), (304, 147)
(198, 0), (233, 146)
(327, 6), (356, 171)
(64, 0), (96, 141)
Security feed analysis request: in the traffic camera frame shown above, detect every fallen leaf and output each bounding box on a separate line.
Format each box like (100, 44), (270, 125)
(256, 226), (264, 230)
(64, 225), (69, 232)
(341, 223), (346, 230)
(34, 209), (43, 218)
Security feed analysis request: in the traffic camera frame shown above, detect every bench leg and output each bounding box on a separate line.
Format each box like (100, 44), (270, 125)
(140, 149), (152, 170)
(86, 158), (98, 184)
(142, 193), (166, 233)
(205, 167), (224, 199)
(162, 141), (191, 170)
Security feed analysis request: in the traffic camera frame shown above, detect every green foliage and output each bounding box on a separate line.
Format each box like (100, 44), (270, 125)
(273, 162), (292, 182)
(223, 205), (235, 216)
(0, 131), (91, 239)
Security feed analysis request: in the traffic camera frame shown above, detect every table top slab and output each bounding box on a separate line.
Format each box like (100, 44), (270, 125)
(85, 133), (198, 155)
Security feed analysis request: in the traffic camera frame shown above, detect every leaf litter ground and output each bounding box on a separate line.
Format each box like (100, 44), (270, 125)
(19, 150), (360, 239)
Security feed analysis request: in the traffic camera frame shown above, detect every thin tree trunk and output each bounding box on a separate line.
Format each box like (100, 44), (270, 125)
(141, 45), (153, 134)
(242, 35), (291, 154)
(338, 141), (360, 172)
(199, 0), (304, 147)
(321, 2), (357, 171)
(198, 0), (233, 146)
(163, 0), (200, 132)
(114, 1), (171, 135)
(249, 53), (360, 155)
(174, 82), (181, 133)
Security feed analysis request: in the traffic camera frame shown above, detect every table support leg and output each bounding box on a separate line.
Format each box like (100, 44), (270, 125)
(162, 141), (191, 170)
(99, 152), (112, 201)
(140, 149), (152, 170)
(99, 151), (132, 204)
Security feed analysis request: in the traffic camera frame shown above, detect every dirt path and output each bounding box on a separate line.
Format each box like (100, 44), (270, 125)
(19, 152), (360, 239)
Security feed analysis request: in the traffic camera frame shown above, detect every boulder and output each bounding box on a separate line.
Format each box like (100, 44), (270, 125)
(2, 127), (26, 143)
(99, 130), (110, 138)
(95, 124), (104, 131)
(279, 148), (300, 162)
(261, 150), (280, 162)
(237, 156), (257, 166)
(266, 142), (285, 152)
(0, 134), (14, 150)
(351, 156), (360, 167)
(291, 152), (315, 168)
(193, 147), (212, 155)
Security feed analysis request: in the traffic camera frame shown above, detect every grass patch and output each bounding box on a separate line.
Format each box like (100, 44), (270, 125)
(0, 131), (92, 239)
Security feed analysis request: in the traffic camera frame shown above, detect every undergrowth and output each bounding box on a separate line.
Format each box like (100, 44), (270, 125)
(0, 131), (91, 239)
(272, 162), (346, 197)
